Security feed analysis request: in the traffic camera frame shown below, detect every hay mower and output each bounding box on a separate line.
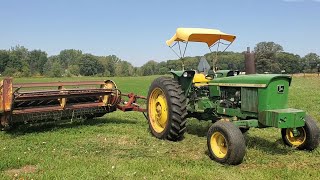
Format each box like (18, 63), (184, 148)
(0, 78), (146, 129)
(146, 28), (319, 165)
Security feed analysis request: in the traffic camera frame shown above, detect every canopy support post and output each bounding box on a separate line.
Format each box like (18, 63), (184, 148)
(181, 42), (188, 71)
(178, 42), (185, 70)
(222, 41), (233, 53)
(182, 42), (188, 58)
(169, 46), (181, 59)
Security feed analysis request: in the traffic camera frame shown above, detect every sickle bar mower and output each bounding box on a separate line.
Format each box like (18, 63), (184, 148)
(0, 78), (146, 129)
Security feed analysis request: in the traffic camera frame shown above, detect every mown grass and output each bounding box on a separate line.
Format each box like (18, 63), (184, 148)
(0, 75), (319, 179)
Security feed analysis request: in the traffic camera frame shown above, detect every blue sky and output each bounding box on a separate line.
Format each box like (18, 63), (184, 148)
(0, 0), (319, 66)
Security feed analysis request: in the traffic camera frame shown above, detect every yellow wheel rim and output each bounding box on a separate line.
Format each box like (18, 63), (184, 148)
(148, 88), (168, 133)
(285, 128), (306, 147)
(101, 80), (117, 104)
(210, 132), (228, 158)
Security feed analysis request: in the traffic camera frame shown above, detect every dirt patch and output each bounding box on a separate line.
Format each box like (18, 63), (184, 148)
(5, 165), (37, 177)
(95, 135), (137, 146)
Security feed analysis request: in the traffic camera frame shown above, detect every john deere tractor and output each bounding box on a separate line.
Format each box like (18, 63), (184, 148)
(147, 28), (319, 165)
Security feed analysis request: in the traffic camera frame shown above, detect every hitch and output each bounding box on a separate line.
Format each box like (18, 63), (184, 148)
(117, 93), (147, 112)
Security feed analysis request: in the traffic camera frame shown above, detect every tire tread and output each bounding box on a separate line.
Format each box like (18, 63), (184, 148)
(147, 77), (188, 141)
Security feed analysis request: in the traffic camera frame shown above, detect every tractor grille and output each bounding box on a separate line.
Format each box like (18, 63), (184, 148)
(241, 87), (258, 112)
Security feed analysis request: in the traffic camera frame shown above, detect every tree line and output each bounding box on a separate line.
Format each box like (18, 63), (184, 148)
(0, 46), (137, 77)
(0, 42), (319, 77)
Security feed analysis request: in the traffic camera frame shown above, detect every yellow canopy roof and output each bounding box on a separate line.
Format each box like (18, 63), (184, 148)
(166, 28), (236, 47)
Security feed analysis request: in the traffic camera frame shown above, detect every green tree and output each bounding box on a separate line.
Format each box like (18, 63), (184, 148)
(68, 64), (80, 76)
(183, 56), (200, 70)
(106, 55), (121, 76)
(6, 45), (29, 75)
(79, 54), (104, 76)
(3, 67), (18, 77)
(122, 61), (134, 76)
(51, 61), (63, 77)
(28, 50), (48, 75)
(254, 42), (283, 59)
(43, 55), (63, 77)
(140, 60), (158, 76)
(133, 67), (142, 76)
(98, 55), (123, 76)
(254, 42), (283, 73)
(167, 59), (182, 71)
(302, 53), (320, 72)
(276, 52), (301, 74)
(208, 52), (245, 71)
(59, 49), (82, 69)
(157, 61), (169, 75)
(0, 50), (9, 73)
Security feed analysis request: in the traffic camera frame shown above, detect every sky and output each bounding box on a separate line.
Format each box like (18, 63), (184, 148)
(0, 0), (319, 66)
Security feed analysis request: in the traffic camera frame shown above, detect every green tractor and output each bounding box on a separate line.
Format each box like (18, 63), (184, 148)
(146, 28), (319, 165)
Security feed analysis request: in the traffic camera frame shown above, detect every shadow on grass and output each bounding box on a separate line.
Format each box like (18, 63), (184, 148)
(185, 121), (211, 137)
(6, 117), (137, 136)
(245, 135), (290, 155)
(202, 136), (290, 160)
(186, 120), (290, 155)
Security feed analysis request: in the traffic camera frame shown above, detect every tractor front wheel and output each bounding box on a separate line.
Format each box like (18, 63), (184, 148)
(281, 115), (319, 150)
(147, 77), (187, 141)
(207, 121), (246, 165)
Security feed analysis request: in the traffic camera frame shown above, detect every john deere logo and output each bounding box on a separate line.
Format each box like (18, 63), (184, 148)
(277, 85), (284, 93)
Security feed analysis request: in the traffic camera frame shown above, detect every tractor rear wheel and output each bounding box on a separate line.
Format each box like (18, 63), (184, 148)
(281, 115), (319, 150)
(207, 121), (246, 165)
(147, 77), (187, 141)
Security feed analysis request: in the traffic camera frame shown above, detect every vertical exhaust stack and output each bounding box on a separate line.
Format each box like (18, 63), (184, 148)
(244, 47), (256, 74)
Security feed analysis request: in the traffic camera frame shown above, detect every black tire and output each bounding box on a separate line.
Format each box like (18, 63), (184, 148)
(147, 77), (187, 141)
(207, 121), (246, 165)
(281, 115), (319, 150)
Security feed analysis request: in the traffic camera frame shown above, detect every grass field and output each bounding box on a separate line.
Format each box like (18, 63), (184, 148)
(0, 75), (320, 179)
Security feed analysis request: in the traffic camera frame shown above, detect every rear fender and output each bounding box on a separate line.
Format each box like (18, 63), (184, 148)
(170, 70), (195, 96)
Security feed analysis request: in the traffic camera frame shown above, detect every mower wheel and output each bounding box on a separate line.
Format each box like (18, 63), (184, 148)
(147, 77), (187, 141)
(207, 121), (246, 165)
(281, 115), (319, 150)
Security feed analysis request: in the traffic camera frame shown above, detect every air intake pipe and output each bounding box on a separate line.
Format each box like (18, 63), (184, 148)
(244, 47), (256, 74)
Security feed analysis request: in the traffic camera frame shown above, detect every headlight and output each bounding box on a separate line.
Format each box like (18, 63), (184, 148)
(183, 72), (188, 77)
